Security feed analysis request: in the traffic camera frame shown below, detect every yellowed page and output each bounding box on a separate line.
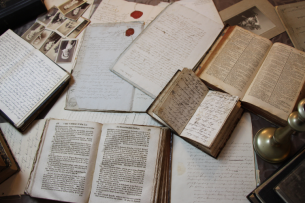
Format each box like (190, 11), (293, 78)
(27, 119), (102, 203)
(0, 120), (46, 196)
(89, 124), (163, 203)
(111, 3), (223, 98)
(199, 26), (272, 98)
(171, 112), (256, 203)
(243, 43), (305, 121)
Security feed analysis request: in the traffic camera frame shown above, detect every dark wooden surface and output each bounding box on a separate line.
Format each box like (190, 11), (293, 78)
(1, 0), (305, 202)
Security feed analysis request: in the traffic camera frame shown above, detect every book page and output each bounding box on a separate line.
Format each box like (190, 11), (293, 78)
(90, 0), (166, 27)
(153, 69), (209, 134)
(111, 3), (223, 98)
(66, 23), (152, 112)
(171, 112), (256, 203)
(180, 91), (239, 147)
(243, 43), (305, 120)
(0, 120), (46, 196)
(0, 30), (69, 128)
(89, 124), (162, 203)
(176, 0), (223, 25)
(27, 119), (102, 203)
(276, 1), (305, 51)
(198, 26), (272, 99)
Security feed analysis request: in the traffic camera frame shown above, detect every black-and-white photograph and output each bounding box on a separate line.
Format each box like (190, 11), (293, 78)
(58, 0), (86, 15)
(65, 3), (90, 20)
(37, 7), (59, 26)
(57, 19), (82, 36)
(31, 30), (52, 49)
(68, 19), (90, 38)
(45, 40), (61, 61)
(56, 39), (78, 63)
(47, 12), (67, 30)
(39, 33), (62, 54)
(21, 22), (45, 43)
(224, 6), (276, 35)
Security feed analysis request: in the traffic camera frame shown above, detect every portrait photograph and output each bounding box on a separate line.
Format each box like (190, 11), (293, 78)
(68, 19), (90, 38)
(47, 12), (67, 30)
(56, 39), (78, 63)
(45, 40), (61, 61)
(58, 0), (86, 15)
(57, 19), (82, 36)
(40, 32), (62, 54)
(21, 22), (45, 43)
(31, 30), (52, 49)
(224, 6), (275, 36)
(37, 7), (58, 26)
(65, 3), (90, 21)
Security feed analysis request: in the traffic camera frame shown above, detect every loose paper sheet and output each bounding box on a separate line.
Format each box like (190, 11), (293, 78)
(0, 120), (46, 196)
(171, 113), (256, 203)
(90, 0), (167, 27)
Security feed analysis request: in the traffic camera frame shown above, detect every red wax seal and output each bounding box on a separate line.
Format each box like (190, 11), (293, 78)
(130, 11), (143, 19)
(126, 28), (135, 36)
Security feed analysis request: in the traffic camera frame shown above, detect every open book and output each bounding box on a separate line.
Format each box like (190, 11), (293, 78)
(0, 30), (70, 131)
(196, 26), (305, 126)
(110, 2), (224, 98)
(25, 119), (171, 203)
(147, 68), (243, 158)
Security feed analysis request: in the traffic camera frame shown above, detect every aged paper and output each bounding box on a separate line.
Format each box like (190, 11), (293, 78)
(111, 2), (223, 98)
(243, 43), (305, 120)
(90, 0), (167, 27)
(199, 26), (272, 98)
(66, 23), (153, 112)
(276, 1), (305, 51)
(89, 124), (161, 203)
(171, 112), (256, 203)
(181, 91), (239, 147)
(154, 69), (209, 134)
(27, 120), (102, 203)
(0, 120), (46, 196)
(0, 30), (69, 128)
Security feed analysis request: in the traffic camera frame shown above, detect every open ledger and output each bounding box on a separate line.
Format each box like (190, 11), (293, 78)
(196, 25), (305, 126)
(66, 23), (153, 112)
(110, 2), (224, 98)
(25, 119), (171, 203)
(172, 112), (256, 203)
(147, 68), (243, 158)
(0, 30), (70, 131)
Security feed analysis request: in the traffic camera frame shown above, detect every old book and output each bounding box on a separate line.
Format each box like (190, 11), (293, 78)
(25, 119), (171, 203)
(172, 112), (256, 203)
(147, 68), (243, 158)
(275, 1), (305, 52)
(247, 147), (305, 203)
(196, 25), (305, 126)
(66, 23), (154, 112)
(0, 128), (20, 184)
(0, 29), (70, 131)
(110, 2), (224, 98)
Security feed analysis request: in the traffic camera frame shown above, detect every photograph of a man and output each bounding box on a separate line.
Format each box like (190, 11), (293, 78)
(40, 33), (62, 54)
(58, 0), (86, 15)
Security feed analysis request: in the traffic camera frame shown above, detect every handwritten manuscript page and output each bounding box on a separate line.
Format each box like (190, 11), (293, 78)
(111, 3), (223, 98)
(0, 121), (46, 196)
(171, 113), (256, 203)
(198, 26), (272, 99)
(243, 43), (305, 121)
(66, 23), (153, 112)
(0, 30), (69, 128)
(90, 0), (167, 27)
(181, 91), (239, 147)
